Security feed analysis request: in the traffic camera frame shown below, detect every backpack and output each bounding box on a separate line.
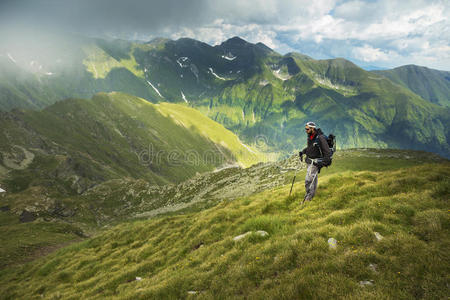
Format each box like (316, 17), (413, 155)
(313, 132), (336, 167)
(326, 134), (336, 156)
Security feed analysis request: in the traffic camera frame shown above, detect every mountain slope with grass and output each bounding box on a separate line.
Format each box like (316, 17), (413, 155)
(0, 149), (448, 299)
(0, 91), (264, 268)
(1, 34), (449, 158)
(373, 65), (450, 107)
(0, 91), (263, 200)
(0, 33), (159, 111)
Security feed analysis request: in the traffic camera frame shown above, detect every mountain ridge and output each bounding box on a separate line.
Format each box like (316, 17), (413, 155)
(373, 65), (450, 107)
(0, 34), (449, 158)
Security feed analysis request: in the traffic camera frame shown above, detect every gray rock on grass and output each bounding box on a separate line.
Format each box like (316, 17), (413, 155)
(233, 230), (269, 241)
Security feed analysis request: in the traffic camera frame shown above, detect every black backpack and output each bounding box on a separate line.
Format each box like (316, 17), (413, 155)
(326, 134), (336, 156)
(314, 133), (336, 167)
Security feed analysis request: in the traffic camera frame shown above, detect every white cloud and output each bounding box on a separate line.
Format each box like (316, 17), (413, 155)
(352, 44), (397, 62)
(170, 19), (283, 50)
(2, 0), (449, 70)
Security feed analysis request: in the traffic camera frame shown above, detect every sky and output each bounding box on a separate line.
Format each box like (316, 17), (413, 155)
(0, 0), (449, 70)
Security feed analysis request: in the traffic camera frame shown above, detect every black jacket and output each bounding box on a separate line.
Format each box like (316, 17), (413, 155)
(301, 128), (331, 163)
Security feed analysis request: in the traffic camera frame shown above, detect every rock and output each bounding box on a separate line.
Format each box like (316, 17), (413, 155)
(0, 187), (5, 193)
(256, 230), (269, 237)
(61, 208), (75, 217)
(233, 230), (269, 241)
(0, 205), (10, 212)
(327, 238), (337, 249)
(19, 210), (37, 223)
(374, 232), (384, 241)
(187, 291), (198, 295)
(233, 231), (252, 241)
(368, 263), (378, 273)
(135, 277), (142, 281)
(193, 242), (204, 250)
(359, 280), (374, 287)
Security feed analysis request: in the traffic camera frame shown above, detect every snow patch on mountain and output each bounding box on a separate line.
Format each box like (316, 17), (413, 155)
(181, 91), (189, 103)
(176, 57), (189, 68)
(221, 53), (237, 61)
(146, 80), (164, 98)
(208, 68), (226, 80)
(273, 69), (291, 81)
(239, 141), (256, 154)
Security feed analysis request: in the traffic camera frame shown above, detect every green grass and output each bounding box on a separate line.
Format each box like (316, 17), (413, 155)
(82, 44), (145, 79)
(156, 102), (267, 167)
(1, 156), (448, 299)
(1, 92), (263, 194)
(0, 212), (84, 269)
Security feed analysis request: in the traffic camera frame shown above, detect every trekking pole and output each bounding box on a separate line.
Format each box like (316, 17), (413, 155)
(289, 168), (298, 196)
(289, 157), (302, 196)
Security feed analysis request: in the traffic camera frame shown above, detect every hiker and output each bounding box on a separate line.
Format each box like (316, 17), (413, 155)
(298, 122), (331, 202)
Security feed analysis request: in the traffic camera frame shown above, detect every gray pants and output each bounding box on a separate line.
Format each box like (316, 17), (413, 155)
(304, 163), (319, 201)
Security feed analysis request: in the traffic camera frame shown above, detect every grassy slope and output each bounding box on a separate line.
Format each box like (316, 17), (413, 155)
(0, 150), (448, 299)
(0, 92), (265, 273)
(155, 102), (267, 166)
(0, 92), (261, 191)
(0, 210), (85, 269)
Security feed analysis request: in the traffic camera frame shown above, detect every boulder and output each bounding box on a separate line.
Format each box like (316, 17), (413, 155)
(256, 230), (269, 237)
(374, 232), (384, 241)
(327, 237), (337, 249)
(359, 280), (374, 287)
(233, 231), (252, 241)
(19, 210), (37, 223)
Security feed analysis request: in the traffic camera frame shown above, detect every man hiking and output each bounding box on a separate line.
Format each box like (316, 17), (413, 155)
(299, 122), (331, 203)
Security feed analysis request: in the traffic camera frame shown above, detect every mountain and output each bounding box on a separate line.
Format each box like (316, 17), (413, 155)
(0, 92), (262, 196)
(1, 34), (449, 158)
(0, 34), (158, 111)
(0, 149), (448, 298)
(373, 65), (450, 107)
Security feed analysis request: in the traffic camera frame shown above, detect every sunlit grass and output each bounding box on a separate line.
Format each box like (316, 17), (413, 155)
(1, 159), (448, 299)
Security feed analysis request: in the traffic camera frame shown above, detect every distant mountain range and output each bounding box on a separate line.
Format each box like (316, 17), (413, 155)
(373, 65), (450, 107)
(0, 34), (449, 157)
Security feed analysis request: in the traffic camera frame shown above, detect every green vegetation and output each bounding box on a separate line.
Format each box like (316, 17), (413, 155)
(374, 65), (450, 107)
(1, 35), (448, 158)
(0, 92), (266, 246)
(0, 92), (259, 192)
(0, 213), (84, 269)
(0, 150), (448, 299)
(82, 44), (144, 79)
(155, 102), (267, 166)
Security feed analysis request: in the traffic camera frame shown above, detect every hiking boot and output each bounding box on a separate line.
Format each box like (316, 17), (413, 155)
(301, 196), (311, 205)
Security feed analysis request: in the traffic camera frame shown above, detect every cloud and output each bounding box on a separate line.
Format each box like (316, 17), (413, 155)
(352, 44), (397, 62)
(0, 0), (210, 36)
(170, 20), (281, 49)
(0, 0), (449, 70)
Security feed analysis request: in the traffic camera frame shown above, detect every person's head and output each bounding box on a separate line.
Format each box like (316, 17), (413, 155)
(305, 121), (316, 135)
